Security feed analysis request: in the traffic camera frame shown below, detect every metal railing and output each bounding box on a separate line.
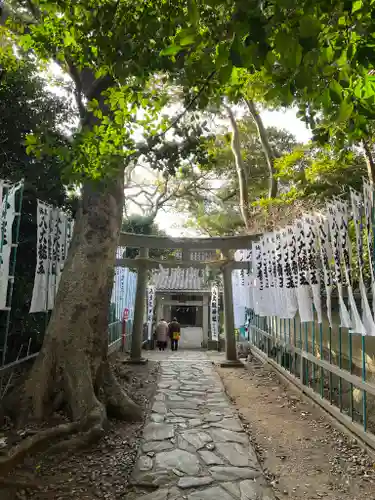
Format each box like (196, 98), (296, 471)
(248, 313), (375, 451)
(108, 319), (133, 354)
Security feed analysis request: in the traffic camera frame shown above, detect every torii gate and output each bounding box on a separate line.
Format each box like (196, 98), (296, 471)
(117, 232), (259, 367)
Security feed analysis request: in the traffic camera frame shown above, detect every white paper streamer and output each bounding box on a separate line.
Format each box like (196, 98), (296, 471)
(0, 183), (18, 309)
(146, 285), (155, 341)
(30, 201), (74, 313)
(294, 221), (314, 322)
(350, 191), (375, 336)
(316, 214), (333, 327)
(210, 285), (219, 341)
(30, 201), (52, 313)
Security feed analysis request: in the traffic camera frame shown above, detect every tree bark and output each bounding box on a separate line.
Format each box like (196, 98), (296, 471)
(244, 98), (279, 198)
(362, 139), (375, 185)
(20, 171), (141, 425)
(225, 105), (251, 230)
(6, 71), (142, 439)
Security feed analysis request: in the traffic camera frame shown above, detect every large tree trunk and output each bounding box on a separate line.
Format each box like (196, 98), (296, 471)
(0, 171), (141, 474)
(244, 98), (279, 198)
(18, 174), (139, 427)
(19, 172), (141, 427)
(225, 105), (251, 230)
(0, 6), (141, 475)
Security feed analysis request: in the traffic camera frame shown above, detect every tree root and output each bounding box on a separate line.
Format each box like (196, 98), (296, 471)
(47, 402), (106, 454)
(0, 420), (82, 476)
(102, 362), (142, 421)
(0, 401), (106, 476)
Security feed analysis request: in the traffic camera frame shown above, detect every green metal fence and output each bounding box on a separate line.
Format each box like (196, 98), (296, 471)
(108, 319), (133, 354)
(248, 312), (375, 448)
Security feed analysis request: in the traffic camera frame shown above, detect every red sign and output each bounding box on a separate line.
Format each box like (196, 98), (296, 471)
(123, 308), (129, 321)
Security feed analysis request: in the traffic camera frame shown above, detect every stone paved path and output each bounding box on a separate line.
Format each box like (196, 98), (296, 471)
(130, 352), (275, 500)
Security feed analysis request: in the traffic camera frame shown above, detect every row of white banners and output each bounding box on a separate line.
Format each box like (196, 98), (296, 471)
(111, 247), (137, 323)
(231, 182), (375, 336)
(30, 200), (75, 313)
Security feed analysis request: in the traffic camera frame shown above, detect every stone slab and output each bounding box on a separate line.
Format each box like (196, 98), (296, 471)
(155, 449), (200, 475)
(209, 428), (248, 444)
(211, 418), (243, 432)
(168, 401), (201, 410)
(198, 450), (224, 465)
(152, 401), (167, 414)
(216, 443), (251, 467)
(222, 482), (241, 498)
(203, 414), (223, 423)
(180, 430), (212, 450)
(142, 440), (174, 453)
(151, 413), (165, 423)
(209, 466), (262, 481)
(143, 423), (174, 441)
(171, 409), (202, 418)
(188, 486), (235, 500)
(240, 479), (276, 500)
(137, 455), (153, 471)
(178, 476), (214, 489)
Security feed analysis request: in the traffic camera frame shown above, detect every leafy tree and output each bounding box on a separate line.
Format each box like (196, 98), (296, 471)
(274, 145), (368, 203)
(0, 0), (218, 452)
(124, 112), (213, 219)
(0, 59), (76, 361)
(177, 116), (297, 234)
(121, 215), (171, 260)
(164, 1), (375, 182)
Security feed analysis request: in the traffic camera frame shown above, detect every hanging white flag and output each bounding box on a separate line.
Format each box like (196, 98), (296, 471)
(30, 201), (52, 313)
(146, 285), (155, 340)
(0, 183), (19, 309)
(210, 285), (219, 341)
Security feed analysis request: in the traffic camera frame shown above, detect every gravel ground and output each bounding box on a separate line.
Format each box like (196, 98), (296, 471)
(216, 357), (375, 500)
(0, 354), (159, 500)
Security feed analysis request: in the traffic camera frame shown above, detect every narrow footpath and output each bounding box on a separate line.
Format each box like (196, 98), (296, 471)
(128, 351), (274, 500)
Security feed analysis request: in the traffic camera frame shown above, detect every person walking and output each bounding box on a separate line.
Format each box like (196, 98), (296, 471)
(169, 317), (181, 351)
(155, 318), (169, 351)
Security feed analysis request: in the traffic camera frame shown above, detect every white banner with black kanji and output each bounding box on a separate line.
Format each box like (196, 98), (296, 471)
(146, 285), (155, 341)
(30, 200), (74, 313)
(210, 285), (219, 341)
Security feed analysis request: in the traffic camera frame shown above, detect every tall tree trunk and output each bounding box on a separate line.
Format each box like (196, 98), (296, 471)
(225, 105), (251, 230)
(244, 98), (278, 198)
(20, 171), (141, 425)
(2, 73), (141, 455)
(363, 139), (375, 185)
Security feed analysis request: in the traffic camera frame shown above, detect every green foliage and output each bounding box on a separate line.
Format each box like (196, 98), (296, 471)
(4, 0), (209, 182)
(179, 116), (298, 235)
(121, 215), (171, 260)
(274, 145), (368, 202)
(161, 0), (375, 150)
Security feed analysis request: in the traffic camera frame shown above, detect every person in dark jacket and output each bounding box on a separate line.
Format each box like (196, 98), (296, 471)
(168, 317), (181, 351)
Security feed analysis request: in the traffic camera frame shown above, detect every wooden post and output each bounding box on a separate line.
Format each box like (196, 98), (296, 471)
(130, 247), (149, 363)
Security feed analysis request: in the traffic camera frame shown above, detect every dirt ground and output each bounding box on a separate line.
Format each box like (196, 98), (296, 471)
(0, 354), (159, 500)
(216, 357), (375, 500)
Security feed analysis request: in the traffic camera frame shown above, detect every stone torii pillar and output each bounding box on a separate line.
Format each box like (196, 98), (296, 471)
(130, 247), (149, 363)
(220, 250), (242, 367)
